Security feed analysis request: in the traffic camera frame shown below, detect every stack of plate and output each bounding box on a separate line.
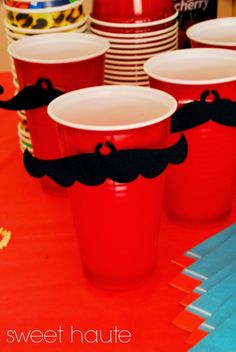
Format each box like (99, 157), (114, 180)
(89, 0), (178, 86)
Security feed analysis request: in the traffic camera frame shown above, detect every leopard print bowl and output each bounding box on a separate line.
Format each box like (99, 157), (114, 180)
(4, 0), (85, 30)
(5, 15), (87, 34)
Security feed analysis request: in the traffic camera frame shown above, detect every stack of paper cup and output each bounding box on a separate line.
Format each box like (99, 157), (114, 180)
(3, 0), (88, 152)
(89, 0), (179, 86)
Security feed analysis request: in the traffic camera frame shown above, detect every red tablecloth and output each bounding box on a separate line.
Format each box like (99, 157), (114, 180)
(0, 72), (235, 352)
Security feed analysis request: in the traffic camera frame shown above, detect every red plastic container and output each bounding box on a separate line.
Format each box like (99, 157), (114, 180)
(47, 85), (177, 288)
(144, 48), (236, 226)
(91, 0), (175, 24)
(90, 18), (177, 34)
(8, 33), (109, 193)
(187, 18), (236, 50)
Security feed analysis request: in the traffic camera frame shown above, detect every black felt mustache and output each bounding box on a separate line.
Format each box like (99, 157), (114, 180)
(0, 78), (63, 110)
(171, 90), (236, 133)
(23, 134), (188, 187)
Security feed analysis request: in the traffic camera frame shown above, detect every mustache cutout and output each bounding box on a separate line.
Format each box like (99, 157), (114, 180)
(0, 78), (63, 111)
(171, 90), (236, 133)
(23, 134), (188, 187)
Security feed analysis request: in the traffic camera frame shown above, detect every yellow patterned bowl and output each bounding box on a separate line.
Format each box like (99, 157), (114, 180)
(5, 15), (87, 34)
(5, 0), (84, 30)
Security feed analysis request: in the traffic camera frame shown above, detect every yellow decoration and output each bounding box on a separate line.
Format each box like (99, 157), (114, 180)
(0, 227), (12, 250)
(6, 4), (84, 30)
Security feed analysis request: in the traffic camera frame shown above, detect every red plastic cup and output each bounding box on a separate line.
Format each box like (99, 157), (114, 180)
(47, 85), (177, 288)
(187, 18), (236, 50)
(144, 48), (236, 227)
(8, 33), (109, 194)
(89, 11), (178, 34)
(91, 0), (175, 23)
(90, 21), (177, 35)
(89, 19), (178, 37)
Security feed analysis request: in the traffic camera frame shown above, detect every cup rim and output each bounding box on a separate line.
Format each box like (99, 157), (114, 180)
(6, 28), (31, 39)
(72, 22), (88, 33)
(13, 76), (19, 88)
(8, 33), (109, 64)
(186, 17), (236, 47)
(4, 16), (87, 33)
(105, 28), (178, 44)
(18, 131), (32, 143)
(20, 139), (33, 149)
(108, 38), (178, 53)
(6, 21), (88, 38)
(17, 111), (27, 119)
(105, 74), (148, 81)
(48, 85), (177, 131)
(105, 68), (147, 76)
(104, 80), (149, 86)
(106, 58), (149, 65)
(19, 144), (33, 153)
(5, 0), (65, 2)
(89, 21), (178, 39)
(89, 11), (178, 29)
(109, 36), (176, 49)
(106, 43), (178, 60)
(105, 64), (144, 71)
(5, 0), (72, 9)
(17, 123), (30, 138)
(11, 67), (17, 78)
(7, 36), (15, 44)
(144, 48), (236, 85)
(4, 0), (82, 14)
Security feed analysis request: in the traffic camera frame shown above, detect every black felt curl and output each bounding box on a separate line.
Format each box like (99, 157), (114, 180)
(0, 78), (63, 111)
(23, 134), (188, 187)
(171, 90), (236, 133)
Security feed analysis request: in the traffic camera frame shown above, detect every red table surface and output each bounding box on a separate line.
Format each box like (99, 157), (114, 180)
(0, 72), (235, 352)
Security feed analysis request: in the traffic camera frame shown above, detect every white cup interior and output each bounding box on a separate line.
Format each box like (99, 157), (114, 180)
(144, 48), (236, 84)
(48, 85), (177, 131)
(187, 18), (236, 46)
(8, 33), (109, 63)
